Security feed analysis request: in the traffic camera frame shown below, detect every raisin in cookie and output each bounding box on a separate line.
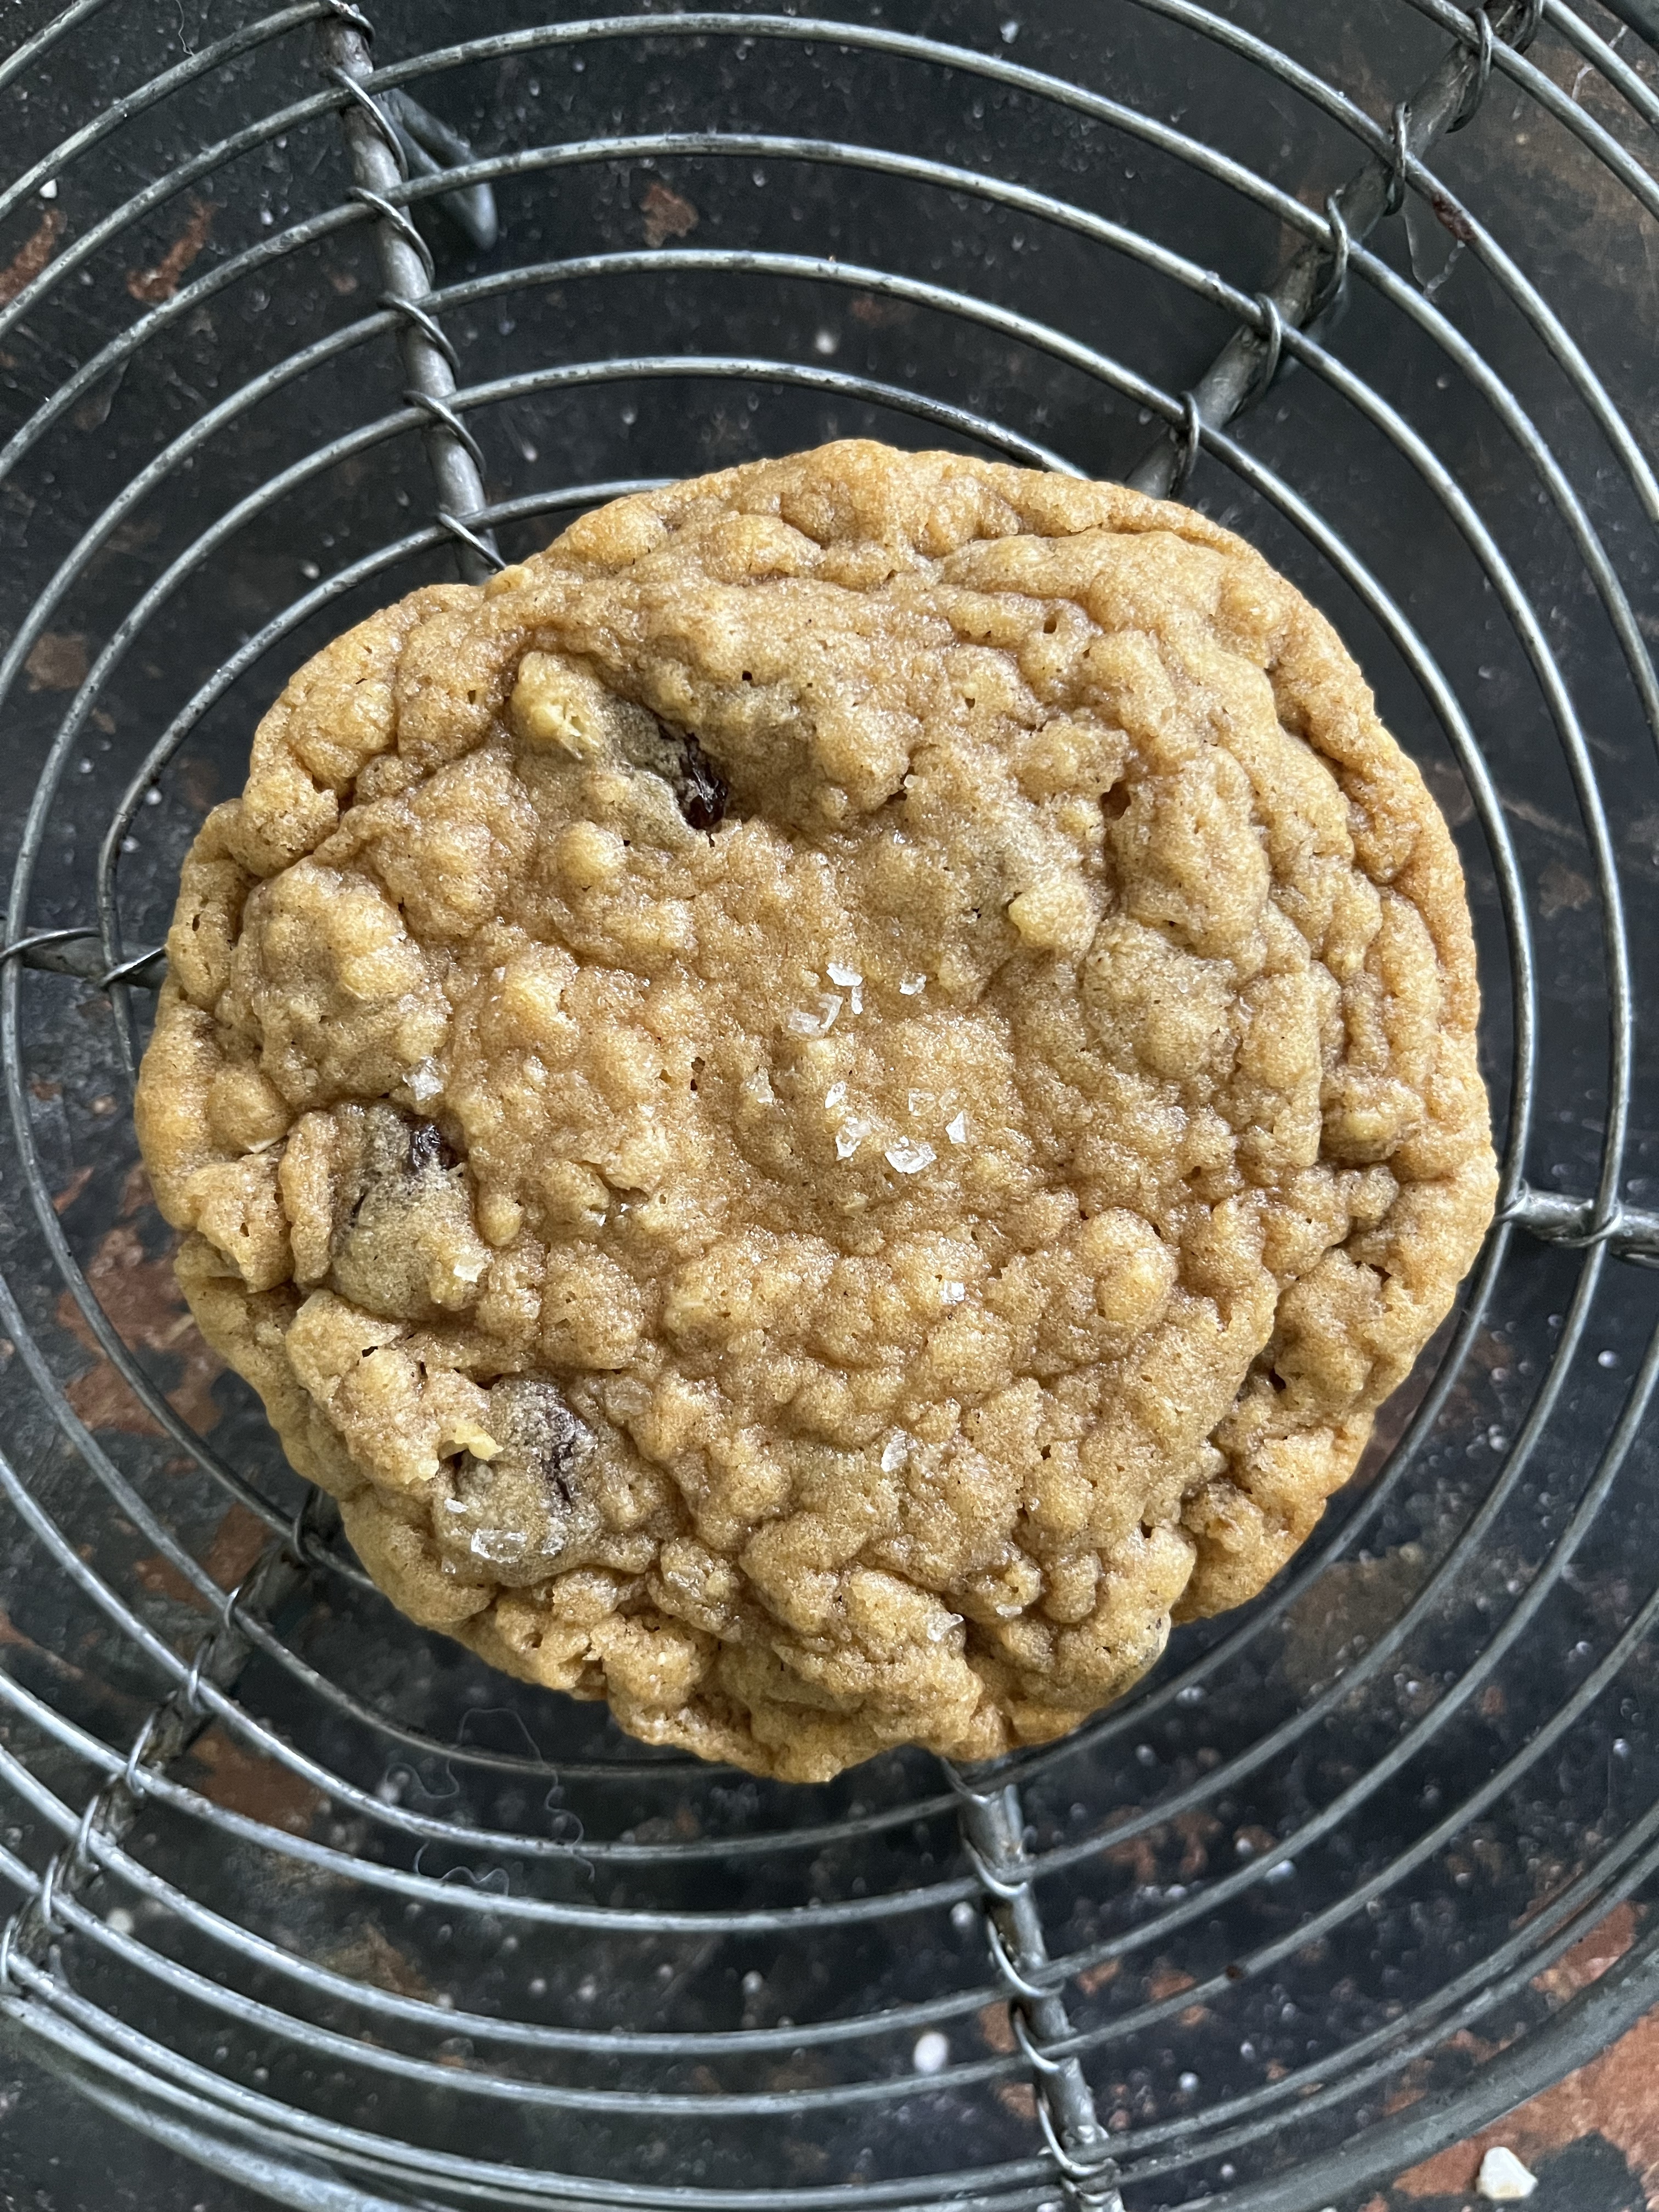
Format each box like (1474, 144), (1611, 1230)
(136, 441), (1496, 1782)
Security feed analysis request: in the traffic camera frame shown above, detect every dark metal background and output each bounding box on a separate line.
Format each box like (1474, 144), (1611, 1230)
(0, 3), (1656, 2208)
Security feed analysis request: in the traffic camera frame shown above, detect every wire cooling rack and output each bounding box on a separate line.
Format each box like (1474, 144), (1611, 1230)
(0, 2), (1657, 2207)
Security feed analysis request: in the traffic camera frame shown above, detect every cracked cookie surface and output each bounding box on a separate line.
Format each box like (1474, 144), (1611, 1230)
(136, 441), (1496, 1781)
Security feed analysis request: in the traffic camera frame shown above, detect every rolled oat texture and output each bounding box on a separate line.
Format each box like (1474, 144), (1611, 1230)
(136, 441), (1496, 1781)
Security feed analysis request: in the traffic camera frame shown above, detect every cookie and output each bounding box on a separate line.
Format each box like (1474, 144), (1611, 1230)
(136, 441), (1496, 1782)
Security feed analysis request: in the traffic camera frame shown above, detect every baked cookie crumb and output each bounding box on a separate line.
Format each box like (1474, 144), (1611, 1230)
(136, 441), (1496, 1781)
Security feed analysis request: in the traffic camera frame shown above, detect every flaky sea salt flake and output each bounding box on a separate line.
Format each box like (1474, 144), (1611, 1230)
(824, 1081), (847, 1111)
(885, 1138), (935, 1175)
(881, 1432), (910, 1473)
(941, 1280), (966, 1305)
(836, 1118), (872, 1161)
(470, 1527), (527, 1564)
(827, 961), (863, 1011)
(899, 972), (926, 996)
(786, 994), (842, 1036)
(945, 1112), (967, 1145)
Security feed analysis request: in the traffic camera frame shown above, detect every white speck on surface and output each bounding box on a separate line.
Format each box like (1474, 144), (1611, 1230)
(881, 1431), (910, 1473)
(742, 1970), (764, 1995)
(911, 2030), (949, 2074)
(106, 1908), (134, 1937)
(826, 961), (864, 1012)
(407, 1058), (443, 1104)
(812, 326), (839, 356)
(40, 178), (56, 199)
(1598, 1348), (1618, 1368)
(824, 1081), (847, 1111)
(144, 786), (163, 805)
(899, 972), (926, 995)
(1177, 2071), (1199, 2093)
(941, 1280), (966, 1305)
(885, 1138), (935, 1175)
(1000, 17), (1019, 40)
(469, 1527), (527, 1562)
(528, 1977), (547, 1996)
(300, 559), (320, 579)
(1265, 1858), (1296, 1883)
(788, 994), (842, 1035)
(945, 1111), (967, 1144)
(836, 1118), (871, 1160)
(77, 758), (92, 774)
(1477, 2146), (1537, 2201)
(950, 1899), (977, 1931)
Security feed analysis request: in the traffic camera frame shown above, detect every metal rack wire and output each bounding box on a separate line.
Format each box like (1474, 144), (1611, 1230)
(0, 2), (1656, 2207)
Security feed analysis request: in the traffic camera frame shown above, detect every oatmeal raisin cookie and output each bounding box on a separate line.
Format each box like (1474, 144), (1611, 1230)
(136, 441), (1496, 1781)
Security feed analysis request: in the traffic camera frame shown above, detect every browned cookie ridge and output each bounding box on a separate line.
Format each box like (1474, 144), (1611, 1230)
(135, 441), (1496, 1782)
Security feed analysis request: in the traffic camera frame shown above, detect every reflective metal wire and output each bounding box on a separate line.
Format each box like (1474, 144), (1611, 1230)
(0, 3), (1655, 2209)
